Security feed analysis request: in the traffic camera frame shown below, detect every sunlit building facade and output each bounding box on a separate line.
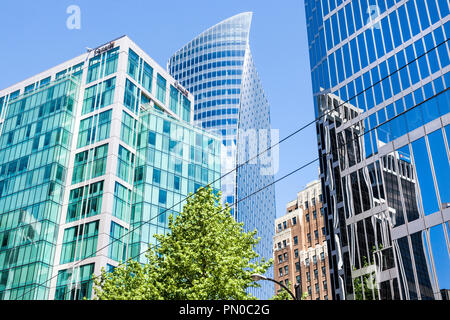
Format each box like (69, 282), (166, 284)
(273, 180), (332, 300)
(0, 36), (221, 300)
(305, 0), (450, 299)
(168, 12), (277, 299)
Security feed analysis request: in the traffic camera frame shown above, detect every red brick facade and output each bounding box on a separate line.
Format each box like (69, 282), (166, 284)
(273, 180), (332, 300)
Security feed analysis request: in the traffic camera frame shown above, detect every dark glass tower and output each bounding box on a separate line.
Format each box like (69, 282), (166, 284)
(304, 0), (450, 299)
(168, 12), (277, 299)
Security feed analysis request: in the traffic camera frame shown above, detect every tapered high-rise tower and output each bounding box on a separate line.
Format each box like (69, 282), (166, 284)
(168, 12), (277, 299)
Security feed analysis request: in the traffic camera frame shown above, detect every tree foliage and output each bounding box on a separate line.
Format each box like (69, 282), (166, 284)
(93, 187), (272, 300)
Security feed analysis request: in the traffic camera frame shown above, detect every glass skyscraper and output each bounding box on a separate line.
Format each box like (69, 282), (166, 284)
(168, 12), (277, 299)
(304, 0), (449, 299)
(0, 36), (221, 300)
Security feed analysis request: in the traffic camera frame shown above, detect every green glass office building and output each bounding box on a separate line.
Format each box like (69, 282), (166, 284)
(0, 36), (221, 300)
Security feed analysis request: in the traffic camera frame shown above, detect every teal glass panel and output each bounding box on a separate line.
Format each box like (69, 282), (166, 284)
(0, 78), (78, 299)
(60, 220), (99, 264)
(54, 263), (94, 300)
(120, 110), (137, 148)
(109, 222), (128, 262)
(156, 74), (166, 103)
(66, 181), (104, 223)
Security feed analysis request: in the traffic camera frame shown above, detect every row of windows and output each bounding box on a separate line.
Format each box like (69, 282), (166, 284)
(140, 113), (220, 155)
(66, 181), (104, 223)
(86, 47), (119, 84)
(171, 50), (246, 73)
(194, 98), (240, 112)
(172, 37), (248, 63)
(55, 263), (94, 300)
(176, 61), (244, 89)
(77, 109), (112, 148)
(72, 144), (108, 185)
(328, 24), (449, 93)
(82, 77), (115, 115)
(60, 220), (99, 264)
(0, 262), (52, 299)
(127, 48), (154, 95)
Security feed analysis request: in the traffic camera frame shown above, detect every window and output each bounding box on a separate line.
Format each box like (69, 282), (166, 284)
(278, 242), (281, 249)
(66, 181), (103, 223)
(283, 221), (287, 229)
(323, 280), (328, 291)
(313, 210), (317, 219)
(109, 221), (128, 262)
(82, 77), (116, 115)
(104, 48), (119, 76)
(315, 283), (319, 293)
(322, 266), (326, 277)
(294, 249), (299, 258)
(306, 258), (310, 266)
(278, 223), (282, 231)
(306, 214), (310, 222)
(293, 236), (298, 245)
(307, 272), (310, 281)
(283, 252), (288, 260)
(292, 217), (297, 225)
(124, 79), (138, 113)
(314, 269), (318, 279)
(278, 255), (283, 263)
(314, 230), (319, 240)
(304, 201), (309, 209)
(156, 74), (167, 103)
(321, 252), (325, 260)
(142, 62), (153, 93)
(60, 221), (99, 264)
(113, 182), (132, 222)
(295, 262), (300, 272)
(312, 197), (316, 206)
(284, 266), (288, 275)
(307, 233), (311, 243)
(169, 86), (179, 114)
(283, 240), (287, 247)
(127, 49), (139, 80)
(120, 111), (137, 147)
(322, 227), (326, 236)
(296, 275), (301, 284)
(279, 268), (283, 277)
(182, 96), (191, 122)
(313, 255), (317, 264)
(117, 146), (135, 184)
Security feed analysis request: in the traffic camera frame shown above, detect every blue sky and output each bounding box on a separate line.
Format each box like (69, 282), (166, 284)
(0, 0), (319, 218)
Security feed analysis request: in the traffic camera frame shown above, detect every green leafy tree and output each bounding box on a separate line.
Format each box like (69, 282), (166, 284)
(93, 187), (272, 300)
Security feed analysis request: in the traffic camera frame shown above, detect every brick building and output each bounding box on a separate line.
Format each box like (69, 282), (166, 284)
(273, 180), (332, 300)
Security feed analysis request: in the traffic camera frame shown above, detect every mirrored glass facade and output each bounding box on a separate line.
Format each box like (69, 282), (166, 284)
(168, 12), (277, 299)
(0, 36), (221, 300)
(305, 0), (450, 300)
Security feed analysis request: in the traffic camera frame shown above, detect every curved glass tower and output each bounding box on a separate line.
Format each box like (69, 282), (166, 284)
(168, 12), (276, 299)
(305, 0), (450, 300)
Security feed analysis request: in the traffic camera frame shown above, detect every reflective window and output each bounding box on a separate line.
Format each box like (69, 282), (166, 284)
(411, 137), (439, 215)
